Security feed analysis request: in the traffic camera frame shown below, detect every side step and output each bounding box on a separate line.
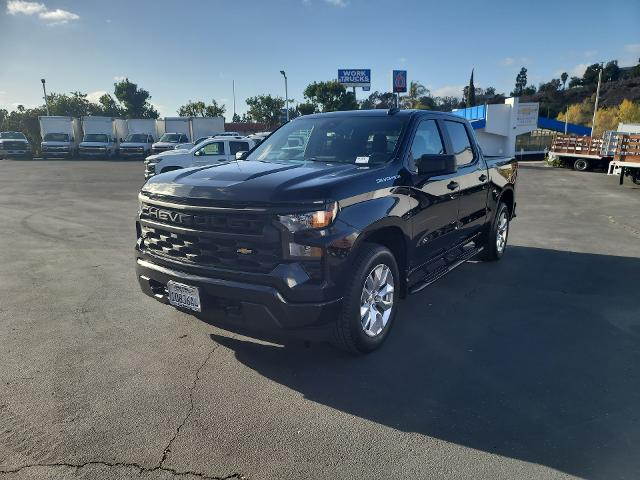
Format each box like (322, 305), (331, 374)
(408, 245), (483, 294)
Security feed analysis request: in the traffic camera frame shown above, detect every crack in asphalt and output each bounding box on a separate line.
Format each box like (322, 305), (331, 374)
(159, 343), (220, 467)
(0, 461), (245, 479)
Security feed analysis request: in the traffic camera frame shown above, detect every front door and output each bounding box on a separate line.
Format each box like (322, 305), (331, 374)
(407, 118), (461, 268)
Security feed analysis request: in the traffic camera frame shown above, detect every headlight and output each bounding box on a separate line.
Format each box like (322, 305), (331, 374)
(278, 202), (338, 232)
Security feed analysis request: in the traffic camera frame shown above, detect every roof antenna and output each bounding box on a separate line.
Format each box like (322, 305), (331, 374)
(387, 107), (400, 115)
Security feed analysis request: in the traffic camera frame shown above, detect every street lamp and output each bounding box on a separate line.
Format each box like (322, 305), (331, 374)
(280, 70), (289, 122)
(41, 78), (50, 116)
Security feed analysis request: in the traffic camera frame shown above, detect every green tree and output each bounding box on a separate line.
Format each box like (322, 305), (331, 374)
(568, 76), (582, 88)
(582, 63), (601, 85)
(360, 91), (396, 109)
(512, 67), (528, 96)
(296, 102), (317, 116)
(401, 81), (429, 109)
(92, 93), (125, 116)
(113, 78), (158, 118)
(46, 92), (92, 117)
(560, 72), (568, 89)
(177, 99), (226, 118)
(245, 94), (285, 129)
(303, 80), (357, 112)
(465, 69), (476, 107)
(603, 60), (620, 82)
(231, 112), (242, 122)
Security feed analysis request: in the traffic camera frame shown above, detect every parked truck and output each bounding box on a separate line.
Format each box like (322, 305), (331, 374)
(79, 116), (123, 158)
(152, 117), (191, 154)
(39, 116), (82, 159)
(120, 119), (159, 158)
(550, 130), (640, 183)
(135, 109), (518, 353)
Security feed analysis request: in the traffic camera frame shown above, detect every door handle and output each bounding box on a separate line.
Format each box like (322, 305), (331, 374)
(479, 174), (487, 182)
(447, 181), (459, 191)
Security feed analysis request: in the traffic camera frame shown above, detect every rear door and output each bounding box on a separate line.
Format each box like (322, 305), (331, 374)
(442, 120), (489, 240)
(407, 118), (461, 267)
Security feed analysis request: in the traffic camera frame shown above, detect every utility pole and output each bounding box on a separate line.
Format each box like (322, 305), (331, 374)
(564, 105), (568, 134)
(41, 78), (50, 116)
(591, 66), (603, 138)
(280, 70), (289, 121)
(232, 80), (236, 120)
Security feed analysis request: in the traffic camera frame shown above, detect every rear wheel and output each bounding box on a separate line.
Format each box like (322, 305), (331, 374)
(573, 158), (589, 171)
(479, 202), (510, 261)
(331, 244), (399, 354)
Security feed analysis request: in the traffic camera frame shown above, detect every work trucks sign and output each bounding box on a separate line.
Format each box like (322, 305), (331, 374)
(338, 69), (371, 88)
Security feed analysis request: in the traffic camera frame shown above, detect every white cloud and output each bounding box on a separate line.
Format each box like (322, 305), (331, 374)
(431, 85), (463, 98)
(583, 49), (598, 58)
(6, 0), (45, 15)
(6, 0), (79, 24)
(86, 91), (107, 103)
(398, 57), (408, 64)
(569, 63), (589, 77)
(113, 76), (126, 82)
(0, 91), (7, 95)
(325, 0), (347, 6)
(500, 57), (514, 66)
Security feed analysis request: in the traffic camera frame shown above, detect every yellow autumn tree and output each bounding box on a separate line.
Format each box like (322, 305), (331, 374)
(557, 99), (640, 136)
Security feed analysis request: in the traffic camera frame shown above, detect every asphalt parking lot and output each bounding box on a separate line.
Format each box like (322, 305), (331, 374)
(1, 159), (639, 480)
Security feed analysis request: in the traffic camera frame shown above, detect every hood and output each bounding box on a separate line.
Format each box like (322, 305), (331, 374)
(80, 142), (109, 147)
(0, 138), (28, 144)
(42, 141), (71, 147)
(121, 142), (149, 148)
(142, 159), (389, 205)
(152, 142), (178, 148)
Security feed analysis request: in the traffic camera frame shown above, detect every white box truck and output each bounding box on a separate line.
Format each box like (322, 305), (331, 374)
(79, 116), (119, 158)
(39, 116), (82, 159)
(152, 117), (191, 154)
(120, 119), (158, 158)
(190, 117), (225, 143)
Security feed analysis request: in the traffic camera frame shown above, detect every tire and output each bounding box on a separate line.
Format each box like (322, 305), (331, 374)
(632, 174), (640, 186)
(479, 202), (510, 261)
(573, 158), (589, 171)
(331, 243), (400, 354)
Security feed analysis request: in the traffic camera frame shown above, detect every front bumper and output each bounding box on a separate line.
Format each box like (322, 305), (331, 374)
(0, 149), (30, 157)
(136, 254), (342, 337)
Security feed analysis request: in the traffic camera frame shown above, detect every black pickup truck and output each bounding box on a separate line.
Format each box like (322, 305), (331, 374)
(135, 110), (517, 353)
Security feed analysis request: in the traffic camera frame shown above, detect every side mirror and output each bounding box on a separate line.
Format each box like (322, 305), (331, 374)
(120, 138), (124, 143)
(194, 149), (202, 157)
(70, 137), (74, 143)
(417, 154), (457, 176)
(235, 151), (248, 160)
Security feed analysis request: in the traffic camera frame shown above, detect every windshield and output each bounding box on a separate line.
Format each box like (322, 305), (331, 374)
(247, 116), (408, 165)
(0, 132), (26, 139)
(84, 134), (108, 143)
(44, 133), (69, 142)
(125, 134), (149, 143)
(159, 134), (182, 143)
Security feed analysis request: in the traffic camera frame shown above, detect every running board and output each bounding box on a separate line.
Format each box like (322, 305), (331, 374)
(408, 245), (483, 294)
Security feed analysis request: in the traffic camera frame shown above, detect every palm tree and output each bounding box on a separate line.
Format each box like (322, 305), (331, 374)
(401, 81), (429, 109)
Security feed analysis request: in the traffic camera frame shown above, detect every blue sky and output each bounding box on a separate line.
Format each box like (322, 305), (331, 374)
(1, 0), (639, 118)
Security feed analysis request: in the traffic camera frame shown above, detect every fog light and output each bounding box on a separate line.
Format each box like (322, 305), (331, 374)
(289, 243), (322, 257)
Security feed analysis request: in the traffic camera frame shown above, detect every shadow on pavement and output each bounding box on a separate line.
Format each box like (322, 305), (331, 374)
(209, 246), (640, 479)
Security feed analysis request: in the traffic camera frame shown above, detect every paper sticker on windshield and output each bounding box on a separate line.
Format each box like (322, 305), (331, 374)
(355, 156), (370, 164)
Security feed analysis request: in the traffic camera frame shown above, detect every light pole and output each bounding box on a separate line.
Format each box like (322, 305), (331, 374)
(590, 65), (603, 138)
(41, 78), (50, 116)
(280, 70), (289, 122)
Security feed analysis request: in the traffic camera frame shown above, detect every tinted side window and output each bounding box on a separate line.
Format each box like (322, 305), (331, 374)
(408, 119), (445, 171)
(444, 121), (474, 166)
(229, 141), (250, 155)
(199, 142), (225, 156)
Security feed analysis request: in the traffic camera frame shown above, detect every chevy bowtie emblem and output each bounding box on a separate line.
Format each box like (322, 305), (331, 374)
(237, 247), (254, 255)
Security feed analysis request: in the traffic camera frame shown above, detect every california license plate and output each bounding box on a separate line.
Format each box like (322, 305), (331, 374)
(167, 281), (201, 312)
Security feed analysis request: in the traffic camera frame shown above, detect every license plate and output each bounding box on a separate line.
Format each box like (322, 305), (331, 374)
(167, 281), (201, 312)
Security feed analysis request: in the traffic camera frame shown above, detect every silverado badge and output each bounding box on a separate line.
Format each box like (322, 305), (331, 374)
(236, 247), (254, 255)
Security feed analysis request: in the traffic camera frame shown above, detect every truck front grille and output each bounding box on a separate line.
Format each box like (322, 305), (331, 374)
(3, 141), (26, 149)
(142, 226), (281, 273)
(139, 202), (282, 273)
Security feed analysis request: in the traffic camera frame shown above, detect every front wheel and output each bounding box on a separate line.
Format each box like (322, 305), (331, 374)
(479, 202), (510, 261)
(331, 244), (399, 354)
